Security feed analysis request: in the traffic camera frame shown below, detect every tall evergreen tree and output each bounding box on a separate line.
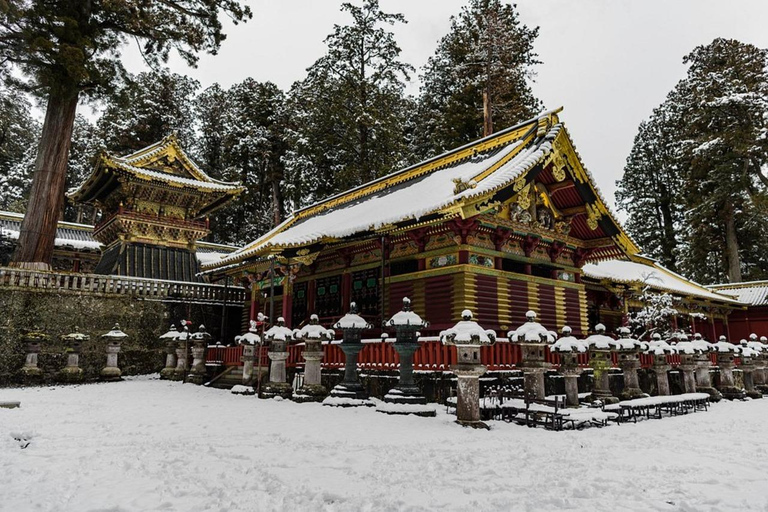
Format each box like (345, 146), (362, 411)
(0, 89), (39, 212)
(96, 70), (200, 154)
(0, 0), (251, 269)
(415, 0), (541, 156)
(681, 38), (768, 283)
(616, 91), (687, 271)
(283, 0), (413, 207)
(617, 38), (768, 284)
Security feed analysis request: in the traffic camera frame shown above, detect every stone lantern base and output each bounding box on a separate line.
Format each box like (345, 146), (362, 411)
(292, 383), (327, 403)
(377, 389), (436, 417)
(261, 381), (293, 399)
(323, 382), (375, 407)
(21, 366), (43, 385)
(696, 386), (722, 402)
(323, 379), (374, 407)
(159, 366), (177, 380)
(719, 386), (745, 400)
(100, 366), (122, 381)
(756, 383), (768, 395)
(59, 366), (84, 384)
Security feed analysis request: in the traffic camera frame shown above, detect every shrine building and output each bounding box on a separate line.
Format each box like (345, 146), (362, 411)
(201, 109), (742, 336)
(68, 135), (244, 281)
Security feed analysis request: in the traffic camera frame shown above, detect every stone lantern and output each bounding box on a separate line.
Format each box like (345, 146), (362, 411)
(507, 310), (556, 400)
(292, 314), (334, 402)
(440, 309), (496, 428)
(378, 297), (435, 417)
(323, 303), (374, 407)
(584, 324), (620, 404)
(712, 336), (744, 400)
(754, 336), (768, 394)
(687, 333), (720, 400)
(187, 324), (211, 385)
(737, 339), (761, 399)
(645, 334), (675, 396)
(236, 320), (263, 386)
(21, 327), (48, 383)
(159, 325), (180, 380)
(172, 323), (191, 381)
(674, 333), (704, 394)
(551, 326), (586, 407)
(59, 328), (88, 383)
(100, 323), (128, 381)
(615, 327), (646, 400)
(262, 317), (295, 399)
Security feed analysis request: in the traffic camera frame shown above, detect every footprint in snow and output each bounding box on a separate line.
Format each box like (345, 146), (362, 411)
(11, 432), (33, 449)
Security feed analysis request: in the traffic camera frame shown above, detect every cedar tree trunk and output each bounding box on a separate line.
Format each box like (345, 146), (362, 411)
(723, 200), (742, 283)
(11, 88), (80, 269)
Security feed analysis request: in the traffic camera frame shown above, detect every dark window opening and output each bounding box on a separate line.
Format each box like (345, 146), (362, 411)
(390, 259), (419, 276)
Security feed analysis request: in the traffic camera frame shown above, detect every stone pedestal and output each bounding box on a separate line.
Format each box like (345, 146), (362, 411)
(20, 329), (47, 384)
(326, 341), (372, 405)
(186, 325), (211, 385)
(294, 340), (326, 402)
(60, 348), (84, 383)
(618, 353), (644, 400)
(186, 341), (207, 384)
(100, 324), (127, 381)
(378, 341), (435, 417)
(324, 305), (374, 407)
(172, 342), (188, 381)
(694, 354), (720, 400)
(588, 349), (618, 404)
(559, 352), (582, 408)
(678, 354), (698, 394)
(740, 358), (761, 399)
(716, 352), (744, 400)
(242, 344), (257, 385)
(262, 343), (292, 398)
(159, 340), (178, 380)
(454, 364), (487, 427)
(518, 343), (550, 400)
(754, 358), (768, 394)
(651, 354), (671, 396)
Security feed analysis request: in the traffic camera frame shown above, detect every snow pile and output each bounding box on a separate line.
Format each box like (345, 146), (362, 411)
(2, 378), (768, 511)
(293, 314), (334, 341)
(235, 320), (262, 345)
(385, 298), (427, 330)
(439, 310), (496, 345)
(613, 327), (645, 351)
(264, 317), (294, 342)
(584, 324), (619, 350)
(507, 311), (556, 343)
(334, 304), (372, 330)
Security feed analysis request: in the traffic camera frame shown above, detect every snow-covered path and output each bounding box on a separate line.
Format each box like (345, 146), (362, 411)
(1, 377), (767, 512)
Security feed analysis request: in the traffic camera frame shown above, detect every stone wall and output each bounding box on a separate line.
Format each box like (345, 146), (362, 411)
(0, 289), (238, 386)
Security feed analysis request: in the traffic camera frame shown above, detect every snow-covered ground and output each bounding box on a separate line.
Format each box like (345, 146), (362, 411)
(2, 377), (767, 512)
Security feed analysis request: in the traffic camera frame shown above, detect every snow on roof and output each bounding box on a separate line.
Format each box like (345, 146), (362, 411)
(334, 306), (372, 330)
(708, 281), (768, 306)
(207, 108), (637, 270)
(110, 160), (242, 193)
(551, 335), (586, 353)
(582, 257), (742, 304)
(293, 315), (335, 341)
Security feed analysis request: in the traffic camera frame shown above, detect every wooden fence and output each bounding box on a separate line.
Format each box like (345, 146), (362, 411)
(204, 341), (720, 372)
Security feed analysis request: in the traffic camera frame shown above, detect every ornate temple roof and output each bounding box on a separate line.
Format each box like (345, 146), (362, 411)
(708, 281), (768, 306)
(582, 255), (742, 305)
(206, 108), (638, 270)
(68, 134), (244, 218)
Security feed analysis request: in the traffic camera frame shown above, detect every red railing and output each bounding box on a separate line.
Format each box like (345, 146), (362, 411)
(206, 343), (726, 372)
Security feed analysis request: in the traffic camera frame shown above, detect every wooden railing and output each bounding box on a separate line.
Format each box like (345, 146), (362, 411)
(0, 267), (245, 305)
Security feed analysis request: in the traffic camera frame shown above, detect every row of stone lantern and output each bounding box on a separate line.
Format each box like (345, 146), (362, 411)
(158, 323), (216, 383)
(20, 324), (128, 383)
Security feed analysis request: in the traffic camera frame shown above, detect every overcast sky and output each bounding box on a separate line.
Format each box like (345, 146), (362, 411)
(119, 0), (768, 216)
